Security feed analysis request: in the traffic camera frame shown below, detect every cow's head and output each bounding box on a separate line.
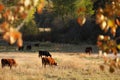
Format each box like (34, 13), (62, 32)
(54, 62), (57, 66)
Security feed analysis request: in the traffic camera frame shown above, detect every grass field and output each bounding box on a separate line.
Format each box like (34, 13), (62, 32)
(0, 52), (120, 80)
(0, 43), (120, 80)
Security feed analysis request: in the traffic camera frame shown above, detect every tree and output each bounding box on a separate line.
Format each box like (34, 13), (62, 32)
(51, 0), (76, 27)
(20, 20), (39, 36)
(39, 0), (94, 27)
(0, 0), (45, 47)
(52, 0), (75, 17)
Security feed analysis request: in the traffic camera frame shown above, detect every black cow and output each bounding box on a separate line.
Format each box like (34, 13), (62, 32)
(85, 47), (92, 55)
(26, 45), (32, 50)
(34, 43), (39, 47)
(38, 50), (52, 57)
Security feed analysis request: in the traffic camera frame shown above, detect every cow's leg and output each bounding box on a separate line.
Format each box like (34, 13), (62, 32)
(10, 66), (12, 69)
(42, 63), (46, 68)
(1, 64), (4, 68)
(44, 63), (46, 68)
(9, 64), (12, 69)
(39, 54), (42, 58)
(42, 63), (44, 67)
(89, 52), (90, 55)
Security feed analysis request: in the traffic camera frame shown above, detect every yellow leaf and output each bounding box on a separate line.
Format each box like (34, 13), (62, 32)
(108, 19), (115, 28)
(117, 44), (120, 50)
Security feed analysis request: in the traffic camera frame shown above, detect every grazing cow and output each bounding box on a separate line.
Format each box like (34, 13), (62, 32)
(85, 47), (92, 55)
(26, 45), (32, 50)
(42, 57), (57, 67)
(1, 58), (17, 69)
(34, 43), (39, 47)
(38, 50), (52, 57)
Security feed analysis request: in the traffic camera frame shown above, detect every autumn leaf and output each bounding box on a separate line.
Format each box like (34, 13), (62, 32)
(17, 38), (23, 47)
(0, 21), (9, 32)
(115, 18), (120, 26)
(0, 4), (4, 12)
(2, 27), (23, 47)
(77, 16), (86, 26)
(37, 0), (45, 14)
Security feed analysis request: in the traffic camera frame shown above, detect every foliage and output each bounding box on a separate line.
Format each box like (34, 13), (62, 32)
(20, 20), (39, 36)
(96, 0), (120, 55)
(1, 0), (19, 7)
(52, 0), (75, 17)
(74, 0), (94, 26)
(0, 0), (44, 47)
(74, 0), (94, 17)
(34, 11), (54, 28)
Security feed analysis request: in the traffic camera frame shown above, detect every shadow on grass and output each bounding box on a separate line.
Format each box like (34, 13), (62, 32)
(0, 42), (99, 53)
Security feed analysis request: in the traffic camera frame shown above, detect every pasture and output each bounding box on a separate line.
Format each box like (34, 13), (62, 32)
(0, 52), (120, 80)
(0, 43), (120, 80)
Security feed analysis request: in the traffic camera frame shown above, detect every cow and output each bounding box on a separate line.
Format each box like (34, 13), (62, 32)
(42, 57), (57, 67)
(34, 43), (39, 47)
(1, 58), (17, 69)
(38, 50), (52, 57)
(85, 47), (92, 55)
(26, 45), (32, 50)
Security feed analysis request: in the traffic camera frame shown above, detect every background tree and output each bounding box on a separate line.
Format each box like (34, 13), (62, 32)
(20, 20), (39, 41)
(74, 0), (94, 26)
(52, 0), (75, 18)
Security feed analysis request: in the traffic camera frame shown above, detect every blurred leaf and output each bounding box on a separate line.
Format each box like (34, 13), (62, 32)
(0, 4), (4, 12)
(117, 44), (120, 50)
(77, 16), (86, 26)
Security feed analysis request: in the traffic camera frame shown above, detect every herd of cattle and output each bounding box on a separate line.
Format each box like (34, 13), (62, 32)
(1, 50), (58, 69)
(1, 47), (92, 69)
(18, 43), (40, 51)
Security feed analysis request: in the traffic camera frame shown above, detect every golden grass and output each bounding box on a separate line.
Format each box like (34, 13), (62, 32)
(0, 52), (120, 80)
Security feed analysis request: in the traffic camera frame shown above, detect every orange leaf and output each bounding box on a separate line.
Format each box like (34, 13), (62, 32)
(0, 4), (4, 12)
(37, 2), (44, 14)
(97, 41), (102, 46)
(20, 12), (27, 19)
(3, 10), (11, 19)
(116, 18), (120, 26)
(17, 38), (23, 47)
(3, 32), (10, 42)
(77, 16), (86, 26)
(10, 30), (22, 44)
(77, 7), (86, 13)
(111, 28), (116, 36)
(2, 27), (23, 47)
(96, 13), (104, 24)
(0, 21), (9, 32)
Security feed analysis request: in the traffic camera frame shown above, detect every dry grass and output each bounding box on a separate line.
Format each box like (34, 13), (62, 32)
(0, 52), (120, 80)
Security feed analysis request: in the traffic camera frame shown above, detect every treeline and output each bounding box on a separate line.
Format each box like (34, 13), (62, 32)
(21, 17), (104, 44)
(20, 0), (120, 44)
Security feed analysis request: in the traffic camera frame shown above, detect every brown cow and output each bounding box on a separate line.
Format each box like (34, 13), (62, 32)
(42, 57), (57, 67)
(1, 58), (17, 69)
